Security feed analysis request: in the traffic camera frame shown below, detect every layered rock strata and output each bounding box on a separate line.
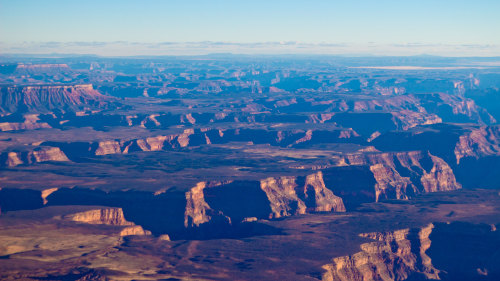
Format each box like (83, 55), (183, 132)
(454, 125), (500, 164)
(184, 172), (346, 228)
(1, 147), (69, 167)
(322, 224), (440, 281)
(343, 151), (461, 201)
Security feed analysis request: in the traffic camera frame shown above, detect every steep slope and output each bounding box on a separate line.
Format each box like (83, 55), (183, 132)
(184, 171), (346, 228)
(322, 224), (440, 281)
(0, 84), (113, 113)
(454, 125), (500, 164)
(1, 147), (69, 167)
(342, 151), (461, 201)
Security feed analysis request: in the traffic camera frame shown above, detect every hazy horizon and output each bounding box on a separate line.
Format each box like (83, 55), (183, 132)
(1, 0), (500, 56)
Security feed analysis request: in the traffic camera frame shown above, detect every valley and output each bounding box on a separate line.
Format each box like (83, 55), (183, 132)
(0, 55), (499, 280)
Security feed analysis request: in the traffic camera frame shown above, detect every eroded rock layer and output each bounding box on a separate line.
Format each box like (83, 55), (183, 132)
(454, 125), (500, 164)
(1, 147), (69, 167)
(342, 151), (461, 201)
(322, 224), (439, 281)
(184, 171), (346, 228)
(0, 84), (112, 113)
(63, 207), (135, 226)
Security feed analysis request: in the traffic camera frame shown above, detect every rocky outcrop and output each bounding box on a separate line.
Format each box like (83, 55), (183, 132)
(261, 172), (345, 218)
(62, 207), (152, 236)
(119, 225), (151, 236)
(0, 84), (113, 113)
(135, 135), (170, 151)
(391, 110), (441, 130)
(344, 151), (461, 201)
(184, 181), (228, 228)
(418, 93), (496, 125)
(31, 147), (69, 162)
(41, 188), (58, 205)
(322, 224), (440, 281)
(454, 126), (500, 164)
(42, 128), (363, 160)
(95, 140), (122, 155)
(1, 147), (69, 167)
(0, 121), (51, 131)
(0, 113), (48, 127)
(63, 208), (135, 226)
(184, 172), (345, 228)
(351, 93), (495, 126)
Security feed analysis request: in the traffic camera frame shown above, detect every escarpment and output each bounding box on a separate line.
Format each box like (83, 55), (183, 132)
(417, 93), (496, 125)
(184, 172), (346, 228)
(63, 207), (134, 226)
(339, 151), (461, 202)
(63, 207), (151, 236)
(390, 110), (441, 130)
(184, 181), (230, 228)
(0, 172), (343, 238)
(0, 84), (113, 113)
(1, 147), (69, 167)
(40, 128), (363, 159)
(454, 125), (500, 164)
(94, 140), (122, 155)
(0, 187), (64, 212)
(0, 121), (51, 131)
(322, 224), (440, 281)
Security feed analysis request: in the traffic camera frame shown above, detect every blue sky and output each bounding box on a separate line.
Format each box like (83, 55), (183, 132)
(1, 0), (499, 55)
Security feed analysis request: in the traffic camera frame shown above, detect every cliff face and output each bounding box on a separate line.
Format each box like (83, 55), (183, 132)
(261, 172), (345, 218)
(322, 224), (440, 281)
(344, 151), (461, 201)
(0, 121), (51, 131)
(95, 140), (122, 155)
(351, 93), (494, 126)
(119, 225), (151, 236)
(0, 84), (112, 113)
(390, 110), (442, 130)
(63, 208), (135, 226)
(184, 181), (229, 228)
(62, 207), (152, 236)
(42, 128), (363, 160)
(418, 93), (496, 125)
(454, 126), (500, 164)
(183, 172), (345, 228)
(2, 147), (69, 167)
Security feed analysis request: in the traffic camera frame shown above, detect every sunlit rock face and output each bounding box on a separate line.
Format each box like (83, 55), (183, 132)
(454, 125), (500, 164)
(0, 84), (112, 113)
(63, 208), (135, 226)
(323, 222), (500, 281)
(343, 151), (461, 201)
(62, 207), (151, 236)
(322, 224), (439, 281)
(2, 147), (69, 167)
(184, 172), (345, 228)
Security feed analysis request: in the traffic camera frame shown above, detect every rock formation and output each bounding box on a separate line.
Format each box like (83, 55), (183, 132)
(0, 84), (112, 113)
(454, 125), (500, 164)
(63, 208), (135, 226)
(184, 172), (345, 228)
(62, 207), (152, 236)
(322, 224), (440, 281)
(184, 181), (228, 228)
(343, 151), (461, 201)
(95, 140), (122, 155)
(2, 147), (69, 167)
(119, 225), (151, 236)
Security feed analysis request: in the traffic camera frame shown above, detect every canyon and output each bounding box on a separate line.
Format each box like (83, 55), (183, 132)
(0, 55), (499, 280)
